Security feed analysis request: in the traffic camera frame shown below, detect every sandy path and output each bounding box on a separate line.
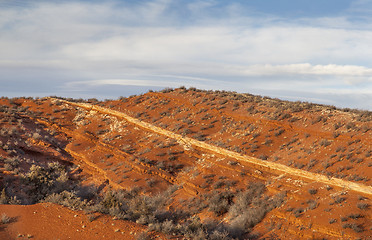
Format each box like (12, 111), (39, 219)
(55, 99), (372, 196)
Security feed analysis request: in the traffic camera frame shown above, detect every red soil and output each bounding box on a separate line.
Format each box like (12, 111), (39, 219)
(0, 203), (162, 240)
(0, 88), (371, 239)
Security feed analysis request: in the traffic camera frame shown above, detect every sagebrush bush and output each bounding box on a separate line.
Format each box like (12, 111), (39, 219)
(207, 191), (234, 216)
(22, 162), (70, 202)
(1, 213), (10, 224)
(42, 191), (88, 210)
(0, 189), (8, 204)
(357, 202), (369, 210)
(308, 189), (318, 195)
(342, 223), (364, 232)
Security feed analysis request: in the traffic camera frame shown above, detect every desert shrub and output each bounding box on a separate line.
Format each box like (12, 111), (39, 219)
(264, 139), (273, 145)
(1, 213), (10, 224)
(322, 160), (332, 169)
(308, 189), (318, 195)
(96, 129), (109, 135)
(182, 128), (192, 135)
(288, 138), (299, 145)
(288, 117), (300, 122)
(161, 87), (174, 93)
(333, 196), (346, 204)
(213, 180), (226, 189)
(229, 206), (268, 235)
(250, 144), (259, 153)
(358, 196), (368, 201)
(4, 157), (20, 169)
(93, 185), (179, 223)
(32, 132), (42, 140)
(226, 183), (285, 238)
(146, 179), (157, 187)
(345, 122), (356, 130)
(193, 133), (207, 141)
(333, 132), (340, 138)
(203, 174), (215, 179)
(42, 191), (88, 210)
(335, 146), (344, 152)
(312, 116), (325, 124)
(207, 191), (235, 216)
(272, 156), (280, 162)
(293, 208), (304, 218)
(22, 162), (70, 202)
(342, 223), (364, 232)
(252, 133), (260, 139)
(307, 200), (318, 210)
(225, 180), (237, 188)
(334, 122), (342, 130)
(357, 202), (369, 210)
(348, 213), (364, 219)
(156, 161), (166, 170)
(280, 113), (292, 120)
(274, 129), (285, 136)
(293, 162), (305, 169)
(121, 144), (135, 154)
(319, 139), (331, 147)
(329, 218), (336, 224)
(258, 155), (268, 160)
(0, 189), (8, 204)
(4, 163), (13, 171)
(228, 185), (263, 219)
(209, 230), (230, 240)
(168, 155), (177, 161)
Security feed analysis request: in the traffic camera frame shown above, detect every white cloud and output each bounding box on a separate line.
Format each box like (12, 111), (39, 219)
(67, 79), (177, 88)
(0, 1), (371, 109)
(239, 63), (372, 77)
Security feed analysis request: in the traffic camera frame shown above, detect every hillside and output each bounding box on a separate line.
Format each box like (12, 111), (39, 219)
(0, 87), (371, 239)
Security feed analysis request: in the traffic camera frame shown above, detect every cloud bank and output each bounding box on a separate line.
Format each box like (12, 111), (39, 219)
(0, 0), (371, 109)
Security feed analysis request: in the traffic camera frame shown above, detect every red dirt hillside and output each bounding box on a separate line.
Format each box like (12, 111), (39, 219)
(1, 87), (371, 240)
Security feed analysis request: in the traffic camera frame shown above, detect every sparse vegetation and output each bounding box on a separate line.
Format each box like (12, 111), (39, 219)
(0, 90), (370, 239)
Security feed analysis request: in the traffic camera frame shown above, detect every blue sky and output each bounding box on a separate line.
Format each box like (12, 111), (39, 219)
(1, 0), (372, 109)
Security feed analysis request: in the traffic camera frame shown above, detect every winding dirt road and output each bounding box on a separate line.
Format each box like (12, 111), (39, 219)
(54, 99), (372, 196)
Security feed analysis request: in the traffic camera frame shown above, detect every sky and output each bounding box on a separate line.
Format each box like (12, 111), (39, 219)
(0, 0), (372, 110)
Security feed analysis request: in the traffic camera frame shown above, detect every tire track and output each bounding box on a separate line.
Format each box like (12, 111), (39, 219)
(54, 99), (372, 196)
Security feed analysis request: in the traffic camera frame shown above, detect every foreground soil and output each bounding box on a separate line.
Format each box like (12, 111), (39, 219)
(0, 203), (163, 240)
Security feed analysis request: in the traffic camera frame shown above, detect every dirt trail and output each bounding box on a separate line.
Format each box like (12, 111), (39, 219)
(33, 115), (199, 196)
(55, 99), (372, 196)
(30, 117), (125, 190)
